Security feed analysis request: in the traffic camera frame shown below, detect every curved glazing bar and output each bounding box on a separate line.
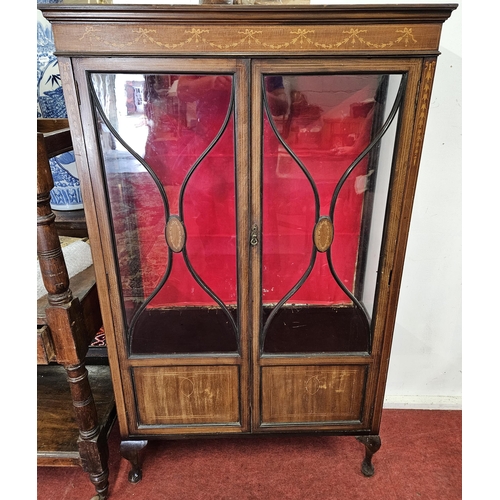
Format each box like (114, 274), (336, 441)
(260, 77), (319, 347)
(261, 77), (321, 221)
(89, 79), (175, 350)
(89, 77), (170, 220)
(261, 247), (318, 347)
(176, 80), (238, 335)
(183, 248), (238, 334)
(326, 74), (408, 321)
(128, 252), (173, 350)
(178, 82), (235, 221)
(328, 74), (407, 220)
(261, 72), (401, 355)
(90, 72), (238, 355)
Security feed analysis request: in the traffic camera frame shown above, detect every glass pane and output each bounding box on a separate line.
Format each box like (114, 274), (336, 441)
(261, 73), (403, 354)
(90, 73), (238, 355)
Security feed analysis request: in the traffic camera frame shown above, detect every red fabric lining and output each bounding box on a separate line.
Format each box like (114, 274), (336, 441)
(107, 75), (380, 309)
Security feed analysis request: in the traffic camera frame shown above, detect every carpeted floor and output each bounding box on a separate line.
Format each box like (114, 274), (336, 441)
(37, 409), (461, 500)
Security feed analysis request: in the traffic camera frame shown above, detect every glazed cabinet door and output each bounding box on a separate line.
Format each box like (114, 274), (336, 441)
(71, 55), (424, 437)
(73, 58), (251, 435)
(250, 59), (421, 432)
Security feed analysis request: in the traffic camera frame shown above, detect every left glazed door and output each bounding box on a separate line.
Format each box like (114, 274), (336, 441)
(73, 58), (251, 435)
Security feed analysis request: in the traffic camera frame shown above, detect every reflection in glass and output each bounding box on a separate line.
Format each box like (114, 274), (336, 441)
(261, 73), (404, 354)
(90, 73), (238, 355)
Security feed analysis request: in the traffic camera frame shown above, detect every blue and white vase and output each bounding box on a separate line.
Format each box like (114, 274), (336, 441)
(37, 4), (83, 211)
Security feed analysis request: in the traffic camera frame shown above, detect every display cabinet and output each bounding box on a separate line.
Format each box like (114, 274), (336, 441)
(39, 1), (456, 484)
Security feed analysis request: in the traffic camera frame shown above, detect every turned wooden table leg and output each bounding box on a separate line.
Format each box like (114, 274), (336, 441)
(67, 362), (110, 499)
(38, 135), (111, 500)
(356, 435), (381, 477)
(88, 470), (109, 500)
(120, 440), (148, 484)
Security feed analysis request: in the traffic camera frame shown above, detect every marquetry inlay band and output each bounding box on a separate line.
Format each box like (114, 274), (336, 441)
(53, 23), (442, 55)
(412, 60), (437, 169)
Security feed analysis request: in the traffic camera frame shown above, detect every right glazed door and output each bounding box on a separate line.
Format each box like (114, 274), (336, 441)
(251, 60), (408, 431)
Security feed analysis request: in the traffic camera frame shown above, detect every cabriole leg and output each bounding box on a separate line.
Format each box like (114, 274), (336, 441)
(356, 435), (381, 477)
(120, 440), (148, 483)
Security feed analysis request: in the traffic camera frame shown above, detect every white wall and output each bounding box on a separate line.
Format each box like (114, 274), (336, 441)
(312, 0), (463, 409)
(383, 2), (462, 409)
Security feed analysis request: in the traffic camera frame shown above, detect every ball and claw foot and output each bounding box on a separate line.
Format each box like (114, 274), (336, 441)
(356, 435), (381, 477)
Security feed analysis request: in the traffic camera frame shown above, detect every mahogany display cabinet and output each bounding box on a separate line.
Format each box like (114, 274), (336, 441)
(39, 1), (457, 484)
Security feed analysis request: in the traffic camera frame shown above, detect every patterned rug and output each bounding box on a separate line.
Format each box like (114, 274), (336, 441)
(90, 326), (106, 347)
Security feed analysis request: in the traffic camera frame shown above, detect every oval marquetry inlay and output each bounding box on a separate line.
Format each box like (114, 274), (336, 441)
(313, 216), (333, 252)
(305, 376), (326, 395)
(165, 216), (185, 253)
(180, 377), (194, 398)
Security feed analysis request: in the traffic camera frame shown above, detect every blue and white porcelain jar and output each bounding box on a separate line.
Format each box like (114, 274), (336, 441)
(37, 2), (83, 211)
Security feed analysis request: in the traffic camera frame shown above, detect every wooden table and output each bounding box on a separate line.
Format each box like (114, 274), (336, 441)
(53, 208), (88, 238)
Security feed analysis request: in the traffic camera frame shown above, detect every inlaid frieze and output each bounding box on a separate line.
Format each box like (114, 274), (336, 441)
(52, 23), (442, 54)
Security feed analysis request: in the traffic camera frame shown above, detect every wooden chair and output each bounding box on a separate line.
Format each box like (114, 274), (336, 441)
(37, 118), (116, 500)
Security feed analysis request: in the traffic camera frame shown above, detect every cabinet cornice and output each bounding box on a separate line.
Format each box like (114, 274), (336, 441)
(38, 4), (458, 25)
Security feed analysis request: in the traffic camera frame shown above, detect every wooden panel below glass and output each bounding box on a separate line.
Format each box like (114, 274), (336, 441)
(133, 365), (240, 426)
(260, 364), (367, 425)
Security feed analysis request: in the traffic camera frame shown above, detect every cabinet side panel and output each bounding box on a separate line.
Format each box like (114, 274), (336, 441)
(370, 58), (439, 430)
